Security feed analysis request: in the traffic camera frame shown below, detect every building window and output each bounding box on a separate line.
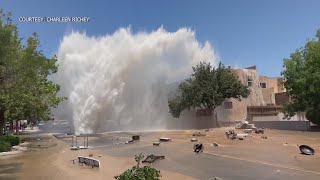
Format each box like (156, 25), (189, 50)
(260, 82), (267, 88)
(196, 109), (213, 116)
(224, 102), (233, 109)
(248, 76), (253, 86)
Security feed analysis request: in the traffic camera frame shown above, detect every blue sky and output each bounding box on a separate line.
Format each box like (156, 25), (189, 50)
(1, 0), (319, 77)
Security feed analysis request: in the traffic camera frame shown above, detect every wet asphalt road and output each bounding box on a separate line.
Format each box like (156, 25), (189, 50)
(38, 121), (320, 180)
(85, 133), (320, 180)
(102, 143), (320, 180)
(0, 163), (21, 180)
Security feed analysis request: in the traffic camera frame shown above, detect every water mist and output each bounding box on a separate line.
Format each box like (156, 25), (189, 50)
(54, 27), (218, 134)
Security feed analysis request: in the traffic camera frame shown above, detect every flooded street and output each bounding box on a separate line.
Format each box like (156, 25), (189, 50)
(1, 125), (320, 180)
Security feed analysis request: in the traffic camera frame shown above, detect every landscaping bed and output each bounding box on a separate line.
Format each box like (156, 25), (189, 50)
(0, 135), (20, 152)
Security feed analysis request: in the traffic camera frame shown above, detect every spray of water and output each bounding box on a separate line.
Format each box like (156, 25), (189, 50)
(242, 69), (265, 106)
(53, 27), (218, 134)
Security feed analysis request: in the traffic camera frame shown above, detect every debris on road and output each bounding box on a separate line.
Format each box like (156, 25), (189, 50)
(142, 154), (165, 163)
(299, 145), (315, 155)
(243, 129), (253, 133)
(192, 132), (206, 137)
(125, 140), (133, 144)
(74, 156), (101, 168)
(159, 137), (171, 142)
(191, 138), (198, 142)
(225, 130), (237, 140)
(70, 146), (79, 150)
(114, 140), (134, 145)
(153, 142), (160, 146)
(225, 130), (250, 140)
(236, 133), (248, 138)
(193, 143), (204, 153)
(132, 135), (140, 141)
(235, 121), (256, 129)
(237, 133), (248, 140)
(261, 136), (268, 139)
(212, 142), (220, 147)
(255, 128), (264, 134)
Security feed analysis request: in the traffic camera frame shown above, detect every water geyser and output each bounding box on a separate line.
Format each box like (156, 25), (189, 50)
(54, 27), (218, 134)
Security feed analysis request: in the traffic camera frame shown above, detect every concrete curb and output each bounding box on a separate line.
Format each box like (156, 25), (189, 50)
(0, 150), (22, 157)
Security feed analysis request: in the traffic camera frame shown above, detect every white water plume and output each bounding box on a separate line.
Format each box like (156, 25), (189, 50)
(54, 27), (218, 134)
(242, 69), (265, 106)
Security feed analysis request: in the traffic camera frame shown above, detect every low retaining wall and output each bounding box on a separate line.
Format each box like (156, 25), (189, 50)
(253, 121), (311, 131)
(217, 121), (241, 128)
(167, 113), (217, 130)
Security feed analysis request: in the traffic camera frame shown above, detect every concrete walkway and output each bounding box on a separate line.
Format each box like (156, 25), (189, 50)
(0, 150), (22, 157)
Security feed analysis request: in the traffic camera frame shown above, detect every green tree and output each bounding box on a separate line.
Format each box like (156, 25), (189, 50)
(168, 61), (250, 118)
(281, 30), (320, 125)
(6, 33), (66, 129)
(0, 10), (21, 135)
(0, 9), (66, 135)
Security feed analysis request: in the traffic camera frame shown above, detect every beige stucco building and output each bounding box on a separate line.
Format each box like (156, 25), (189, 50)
(259, 75), (286, 105)
(215, 65), (287, 122)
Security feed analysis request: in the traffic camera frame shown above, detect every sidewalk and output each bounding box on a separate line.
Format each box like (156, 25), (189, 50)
(0, 150), (22, 157)
(21, 126), (41, 133)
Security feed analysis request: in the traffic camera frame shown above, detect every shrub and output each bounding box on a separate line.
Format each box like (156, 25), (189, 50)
(114, 153), (161, 180)
(0, 135), (20, 146)
(0, 140), (11, 152)
(306, 109), (320, 125)
(114, 166), (161, 180)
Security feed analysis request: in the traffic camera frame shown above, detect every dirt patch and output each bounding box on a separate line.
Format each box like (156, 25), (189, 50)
(20, 134), (57, 150)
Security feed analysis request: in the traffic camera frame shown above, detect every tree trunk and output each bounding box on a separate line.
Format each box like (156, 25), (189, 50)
(0, 109), (5, 136)
(15, 120), (19, 135)
(0, 118), (4, 136)
(214, 109), (219, 128)
(10, 121), (13, 134)
(3, 120), (6, 135)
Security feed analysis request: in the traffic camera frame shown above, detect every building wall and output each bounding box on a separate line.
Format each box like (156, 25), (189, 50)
(277, 78), (286, 93)
(214, 67), (287, 123)
(259, 76), (286, 94)
(253, 120), (310, 131)
(253, 112), (306, 121)
(216, 98), (248, 122)
(262, 87), (275, 105)
(167, 108), (217, 129)
(216, 68), (265, 122)
(275, 92), (290, 105)
(267, 78), (279, 92)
